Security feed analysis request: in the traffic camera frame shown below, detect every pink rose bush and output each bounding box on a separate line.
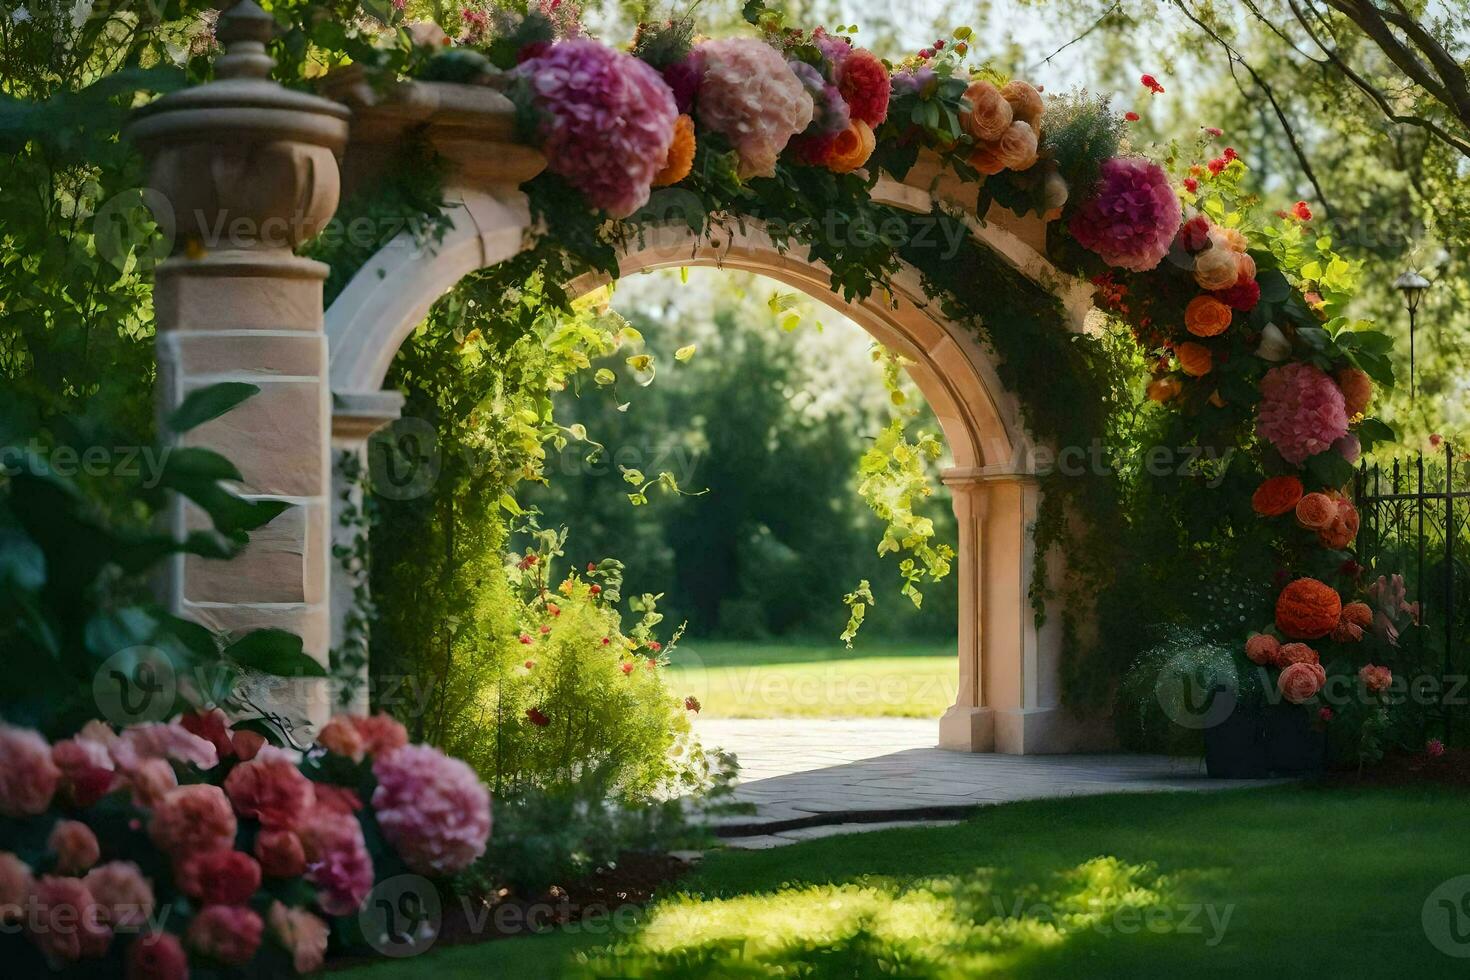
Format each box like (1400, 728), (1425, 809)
(0, 712), (492, 974)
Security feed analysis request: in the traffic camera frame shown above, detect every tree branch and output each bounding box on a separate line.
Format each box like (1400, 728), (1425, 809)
(1170, 0), (1335, 216)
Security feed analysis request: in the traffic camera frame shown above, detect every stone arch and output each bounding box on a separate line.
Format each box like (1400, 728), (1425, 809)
(134, 50), (1105, 751)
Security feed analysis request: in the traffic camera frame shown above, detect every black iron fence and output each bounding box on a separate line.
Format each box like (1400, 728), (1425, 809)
(1355, 443), (1470, 742)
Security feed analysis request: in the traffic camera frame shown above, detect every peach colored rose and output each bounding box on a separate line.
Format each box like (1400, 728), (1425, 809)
(1359, 664), (1392, 693)
(995, 120), (1039, 170)
(1274, 642), (1320, 668)
(49, 820), (100, 874)
(1212, 226), (1248, 253)
(349, 714), (409, 757)
(1001, 79), (1044, 127)
(1294, 492), (1337, 530)
(1278, 662), (1326, 703)
(1244, 633), (1279, 665)
(317, 717), (366, 763)
(962, 79), (1013, 141)
(1193, 245), (1239, 290)
(1319, 498), (1360, 549)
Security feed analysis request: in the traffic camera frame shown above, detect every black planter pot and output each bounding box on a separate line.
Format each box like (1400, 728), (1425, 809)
(1264, 701), (1327, 776)
(1203, 704), (1268, 779)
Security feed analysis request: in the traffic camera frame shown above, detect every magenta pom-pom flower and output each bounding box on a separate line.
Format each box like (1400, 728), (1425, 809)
(372, 744), (492, 877)
(1068, 157), (1182, 272)
(517, 39), (677, 218)
(1256, 362), (1350, 465)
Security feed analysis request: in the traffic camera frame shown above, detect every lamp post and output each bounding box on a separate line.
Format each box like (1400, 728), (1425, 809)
(1393, 270), (1431, 400)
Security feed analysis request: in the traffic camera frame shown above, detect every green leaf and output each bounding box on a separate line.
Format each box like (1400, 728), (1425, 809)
(166, 382), (259, 433)
(0, 530), (45, 590)
(225, 629), (326, 678)
(674, 344), (697, 362)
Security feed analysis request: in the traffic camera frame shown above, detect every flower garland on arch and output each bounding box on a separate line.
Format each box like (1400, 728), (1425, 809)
(388, 1), (1413, 739)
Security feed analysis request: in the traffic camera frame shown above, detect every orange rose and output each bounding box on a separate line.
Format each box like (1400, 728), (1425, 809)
(1275, 577), (1343, 639)
(1176, 342), (1213, 377)
(1001, 80), (1044, 127)
(1334, 367), (1372, 417)
(1212, 226), (1248, 253)
(317, 716), (365, 762)
(1245, 633), (1280, 665)
(1146, 376), (1182, 403)
(653, 114), (696, 187)
(968, 139), (1008, 176)
(1274, 642), (1320, 668)
(1293, 492), (1336, 530)
(826, 120), (876, 174)
(1184, 295), (1233, 337)
(1193, 245), (1239, 290)
(1331, 601), (1372, 642)
(963, 80), (1013, 141)
(1251, 475), (1303, 517)
(1279, 662), (1326, 703)
(1319, 498), (1359, 549)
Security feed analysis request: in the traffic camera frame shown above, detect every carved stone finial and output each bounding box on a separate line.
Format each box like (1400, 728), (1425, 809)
(215, 0), (276, 80)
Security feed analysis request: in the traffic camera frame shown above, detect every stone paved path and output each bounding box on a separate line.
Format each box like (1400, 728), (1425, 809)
(692, 718), (1261, 848)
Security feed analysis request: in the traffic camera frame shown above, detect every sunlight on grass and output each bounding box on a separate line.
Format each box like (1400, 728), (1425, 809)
(578, 857), (1166, 975)
(665, 640), (957, 718)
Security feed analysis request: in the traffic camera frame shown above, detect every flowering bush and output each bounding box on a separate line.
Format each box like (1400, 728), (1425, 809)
(0, 712), (490, 975)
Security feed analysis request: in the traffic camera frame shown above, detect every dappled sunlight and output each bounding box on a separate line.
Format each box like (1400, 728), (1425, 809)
(581, 856), (1172, 975)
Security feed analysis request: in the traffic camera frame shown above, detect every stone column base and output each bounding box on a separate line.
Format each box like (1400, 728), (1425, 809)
(938, 705), (995, 752)
(992, 707), (1116, 754)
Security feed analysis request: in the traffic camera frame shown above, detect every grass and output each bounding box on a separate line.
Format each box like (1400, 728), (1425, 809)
(661, 637), (957, 718)
(339, 785), (1470, 978)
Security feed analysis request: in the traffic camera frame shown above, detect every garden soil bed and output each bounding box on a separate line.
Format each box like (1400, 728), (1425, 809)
(1323, 747), (1470, 789)
(327, 851), (694, 969)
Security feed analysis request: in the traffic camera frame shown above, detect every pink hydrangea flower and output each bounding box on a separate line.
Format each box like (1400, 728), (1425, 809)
(28, 876), (111, 965)
(372, 744), (492, 876)
(299, 808), (374, 916)
(1255, 363), (1350, 465)
(83, 861), (154, 931)
(186, 903), (262, 966)
(52, 736), (117, 808)
(110, 722), (217, 773)
(0, 851), (34, 922)
(224, 746), (316, 831)
(695, 37), (814, 178)
(48, 820), (100, 875)
(1068, 157), (1182, 272)
(148, 784), (237, 859)
(269, 900), (330, 974)
(0, 724), (59, 817)
(516, 39), (677, 218)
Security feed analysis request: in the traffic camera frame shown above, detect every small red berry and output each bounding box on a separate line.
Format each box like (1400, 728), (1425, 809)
(601, 636), (611, 645)
(954, 41), (968, 55)
(547, 603), (560, 617)
(524, 660), (535, 670)
(589, 584), (601, 596)
(1125, 111), (1140, 122)
(933, 39), (945, 49)
(539, 624), (550, 634)
(649, 641), (663, 652)
(518, 633), (532, 645)
(587, 562), (596, 572)
(620, 662), (634, 675)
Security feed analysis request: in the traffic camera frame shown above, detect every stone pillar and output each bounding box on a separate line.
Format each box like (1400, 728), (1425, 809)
(128, 0), (349, 730)
(938, 476), (995, 751)
(328, 391), (405, 714)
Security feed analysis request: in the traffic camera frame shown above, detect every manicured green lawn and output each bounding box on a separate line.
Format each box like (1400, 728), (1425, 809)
(339, 785), (1470, 978)
(661, 638), (957, 718)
